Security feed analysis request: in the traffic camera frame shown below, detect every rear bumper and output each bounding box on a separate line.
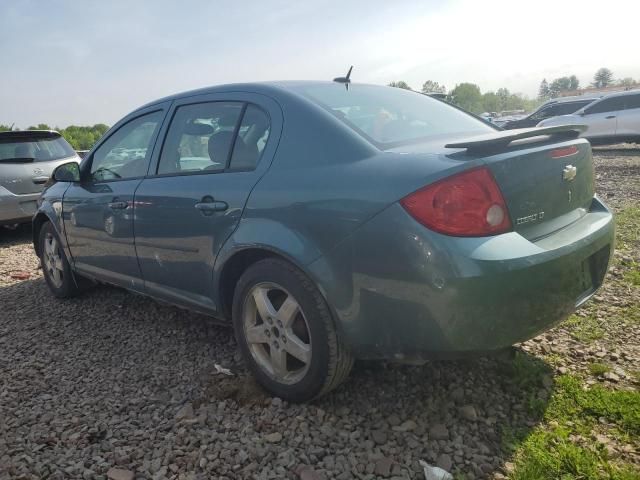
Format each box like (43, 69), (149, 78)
(0, 186), (39, 225)
(309, 196), (614, 359)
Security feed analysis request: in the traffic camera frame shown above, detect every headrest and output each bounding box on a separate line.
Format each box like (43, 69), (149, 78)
(183, 122), (214, 136)
(208, 131), (236, 164)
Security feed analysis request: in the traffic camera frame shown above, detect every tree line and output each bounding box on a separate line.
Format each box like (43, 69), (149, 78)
(0, 123), (109, 150)
(538, 67), (637, 100)
(390, 67), (638, 115)
(388, 80), (539, 115)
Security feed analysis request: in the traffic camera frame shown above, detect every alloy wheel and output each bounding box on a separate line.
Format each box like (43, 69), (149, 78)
(43, 233), (64, 288)
(242, 283), (312, 385)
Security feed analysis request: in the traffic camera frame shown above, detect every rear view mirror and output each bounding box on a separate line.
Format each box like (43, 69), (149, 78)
(53, 161), (81, 183)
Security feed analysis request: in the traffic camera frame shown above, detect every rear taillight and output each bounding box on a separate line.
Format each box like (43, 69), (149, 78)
(400, 167), (512, 237)
(550, 145), (579, 158)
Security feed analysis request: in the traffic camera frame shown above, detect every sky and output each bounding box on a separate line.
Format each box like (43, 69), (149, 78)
(1, 0), (638, 127)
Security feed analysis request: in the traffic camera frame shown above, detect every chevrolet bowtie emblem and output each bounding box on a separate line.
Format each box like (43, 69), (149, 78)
(563, 164), (577, 181)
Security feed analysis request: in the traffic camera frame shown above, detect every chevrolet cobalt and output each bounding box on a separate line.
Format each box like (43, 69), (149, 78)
(33, 81), (614, 401)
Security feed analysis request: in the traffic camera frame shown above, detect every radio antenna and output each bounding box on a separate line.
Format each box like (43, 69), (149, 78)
(333, 66), (353, 90)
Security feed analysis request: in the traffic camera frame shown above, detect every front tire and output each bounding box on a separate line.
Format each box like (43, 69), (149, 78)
(39, 222), (85, 298)
(232, 258), (353, 402)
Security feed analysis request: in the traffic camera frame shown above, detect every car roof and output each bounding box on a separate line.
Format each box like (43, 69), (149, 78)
(597, 88), (640, 99)
(544, 94), (602, 105)
(134, 81), (386, 112)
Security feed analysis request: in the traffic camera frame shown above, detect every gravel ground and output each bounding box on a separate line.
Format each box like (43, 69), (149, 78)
(1, 150), (639, 480)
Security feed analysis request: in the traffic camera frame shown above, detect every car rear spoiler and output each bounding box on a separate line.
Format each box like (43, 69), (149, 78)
(0, 130), (62, 142)
(444, 124), (587, 154)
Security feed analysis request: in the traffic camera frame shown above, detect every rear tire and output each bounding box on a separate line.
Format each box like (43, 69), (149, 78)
(39, 221), (87, 298)
(232, 258), (353, 402)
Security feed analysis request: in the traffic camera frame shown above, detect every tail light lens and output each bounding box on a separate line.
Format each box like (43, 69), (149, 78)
(550, 145), (579, 158)
(400, 167), (512, 237)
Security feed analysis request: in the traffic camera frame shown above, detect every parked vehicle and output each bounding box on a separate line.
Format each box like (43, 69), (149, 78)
(538, 90), (640, 144)
(0, 130), (80, 227)
(33, 82), (614, 401)
(501, 95), (601, 130)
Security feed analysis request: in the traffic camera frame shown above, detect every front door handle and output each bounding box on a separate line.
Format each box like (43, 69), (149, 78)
(108, 201), (128, 210)
(32, 176), (49, 184)
(605, 115), (616, 119)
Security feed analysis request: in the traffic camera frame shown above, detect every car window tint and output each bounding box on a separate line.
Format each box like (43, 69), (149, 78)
(624, 94), (640, 110)
(586, 97), (626, 114)
(294, 84), (493, 148)
(158, 102), (244, 175)
(554, 102), (590, 115)
(90, 111), (163, 181)
(531, 105), (553, 120)
(0, 135), (75, 163)
(229, 105), (270, 171)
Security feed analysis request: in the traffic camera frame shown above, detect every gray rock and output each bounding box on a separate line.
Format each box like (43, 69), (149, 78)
(459, 405), (477, 422)
(374, 457), (393, 477)
(429, 423), (449, 440)
(387, 414), (401, 426)
(436, 453), (453, 471)
(175, 403), (194, 421)
(372, 430), (387, 445)
(298, 466), (322, 480)
(106, 468), (134, 480)
(265, 432), (283, 443)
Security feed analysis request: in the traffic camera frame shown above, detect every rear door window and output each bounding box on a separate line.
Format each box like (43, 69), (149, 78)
(553, 101), (591, 116)
(157, 102), (244, 175)
(229, 105), (271, 171)
(623, 94), (640, 110)
(586, 97), (627, 114)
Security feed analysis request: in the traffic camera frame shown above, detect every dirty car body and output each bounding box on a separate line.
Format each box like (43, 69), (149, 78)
(0, 130), (80, 225)
(34, 82), (614, 399)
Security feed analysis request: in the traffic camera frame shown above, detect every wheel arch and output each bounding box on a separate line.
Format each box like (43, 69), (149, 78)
(216, 245), (320, 321)
(32, 211), (56, 257)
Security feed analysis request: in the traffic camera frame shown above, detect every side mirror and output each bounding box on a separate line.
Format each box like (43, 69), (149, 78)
(52, 161), (81, 183)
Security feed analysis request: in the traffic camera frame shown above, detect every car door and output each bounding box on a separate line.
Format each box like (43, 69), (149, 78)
(615, 93), (640, 138)
(133, 93), (282, 313)
(580, 96), (625, 139)
(63, 105), (169, 289)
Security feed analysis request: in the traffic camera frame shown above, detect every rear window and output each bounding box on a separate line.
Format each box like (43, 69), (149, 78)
(0, 134), (76, 163)
(293, 84), (494, 148)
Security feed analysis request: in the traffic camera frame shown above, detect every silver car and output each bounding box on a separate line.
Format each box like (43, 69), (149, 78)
(0, 130), (80, 227)
(538, 90), (640, 144)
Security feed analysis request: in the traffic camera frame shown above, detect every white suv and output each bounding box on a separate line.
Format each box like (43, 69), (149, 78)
(538, 90), (640, 144)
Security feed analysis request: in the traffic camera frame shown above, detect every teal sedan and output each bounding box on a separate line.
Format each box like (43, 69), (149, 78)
(33, 81), (614, 402)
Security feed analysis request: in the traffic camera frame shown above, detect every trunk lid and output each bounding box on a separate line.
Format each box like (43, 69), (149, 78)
(444, 126), (593, 240)
(0, 158), (73, 195)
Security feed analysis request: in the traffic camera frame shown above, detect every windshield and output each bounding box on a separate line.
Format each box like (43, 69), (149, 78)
(0, 134), (76, 162)
(293, 83), (495, 148)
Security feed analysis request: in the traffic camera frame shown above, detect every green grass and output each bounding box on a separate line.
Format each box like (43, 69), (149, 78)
(588, 362), (611, 376)
(564, 314), (605, 342)
(623, 262), (640, 286)
(615, 206), (640, 251)
(506, 375), (640, 479)
(614, 304), (640, 326)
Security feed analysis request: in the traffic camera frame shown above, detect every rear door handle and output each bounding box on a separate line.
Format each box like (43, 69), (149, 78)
(605, 115), (616, 119)
(32, 176), (49, 184)
(195, 201), (228, 212)
(108, 201), (128, 210)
